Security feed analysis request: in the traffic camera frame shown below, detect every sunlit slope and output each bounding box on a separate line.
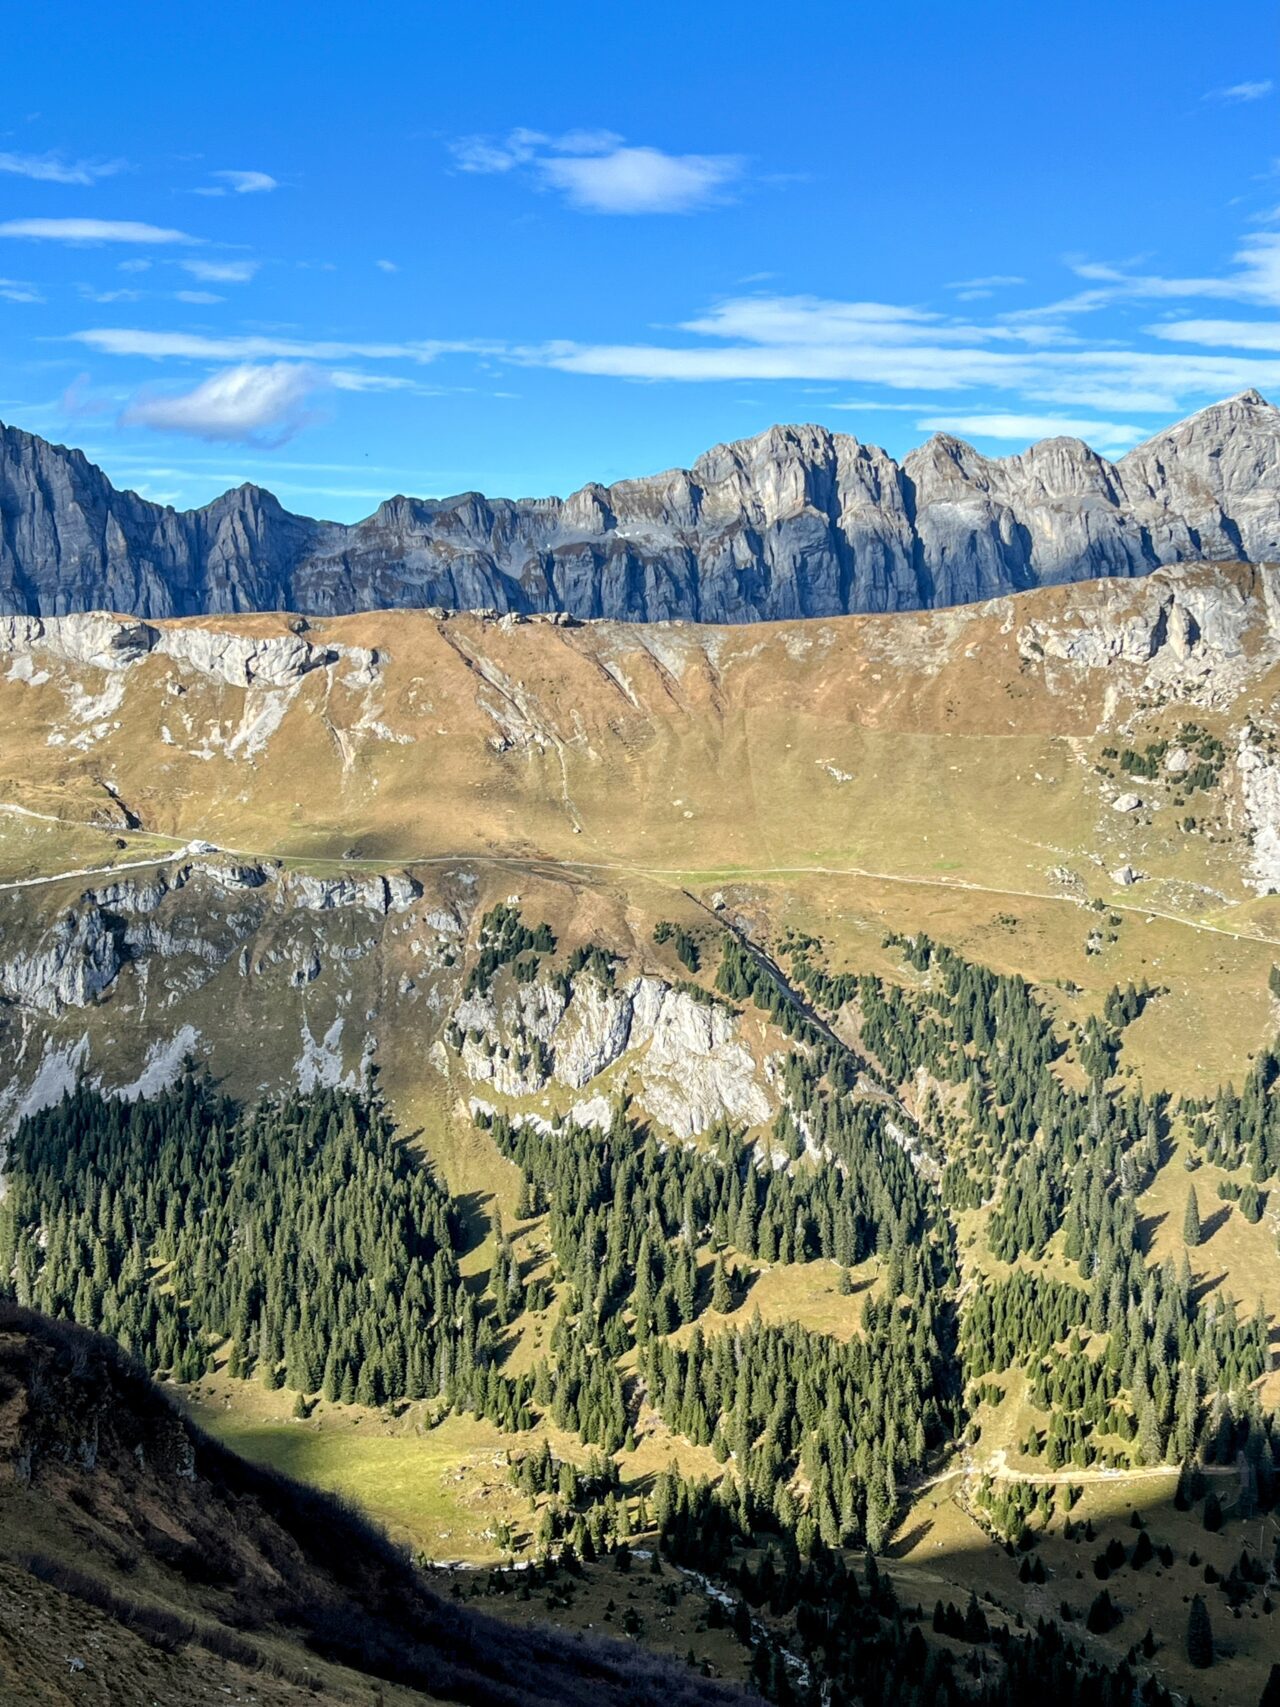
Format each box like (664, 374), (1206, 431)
(3, 559), (1280, 1127)
(1, 562), (1278, 912)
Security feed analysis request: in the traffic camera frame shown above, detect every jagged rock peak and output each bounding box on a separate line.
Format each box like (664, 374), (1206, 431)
(1, 393), (1277, 625)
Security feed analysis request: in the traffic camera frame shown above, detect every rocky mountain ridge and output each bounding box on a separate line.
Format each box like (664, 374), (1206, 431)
(3, 391), (1279, 623)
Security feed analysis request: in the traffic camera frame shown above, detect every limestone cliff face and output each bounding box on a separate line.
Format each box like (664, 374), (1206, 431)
(0, 610), (375, 685)
(452, 972), (773, 1139)
(3, 392), (1278, 623)
(0, 860), (420, 1020)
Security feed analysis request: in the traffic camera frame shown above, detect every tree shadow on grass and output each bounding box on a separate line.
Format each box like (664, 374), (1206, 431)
(453, 1189), (493, 1262)
(1191, 1272), (1228, 1307)
(1136, 1211), (1167, 1257)
(887, 1518), (934, 1560)
(1200, 1205), (1232, 1244)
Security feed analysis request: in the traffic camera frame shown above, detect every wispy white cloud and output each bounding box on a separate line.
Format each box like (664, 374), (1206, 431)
(174, 289), (224, 304)
(0, 277), (42, 303)
(122, 362), (319, 443)
(511, 285), (1280, 418)
(915, 412), (1147, 451)
(0, 218), (199, 244)
(1004, 232), (1280, 320)
(73, 327), (493, 362)
(78, 285), (144, 304)
(678, 297), (1011, 347)
(180, 258), (258, 283)
(328, 370), (417, 392)
(827, 399), (928, 412)
(947, 272), (1027, 302)
(948, 274), (1026, 289)
(66, 218), (1280, 441)
(450, 127), (620, 173)
(195, 169), (279, 197)
(450, 127), (743, 213)
(327, 369), (457, 397)
(0, 151), (124, 186)
(1204, 79), (1273, 103)
(541, 147), (742, 214)
(1149, 317), (1280, 350)
(375, 258), (398, 273)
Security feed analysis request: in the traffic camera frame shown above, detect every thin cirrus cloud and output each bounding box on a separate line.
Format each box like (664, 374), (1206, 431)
(0, 151), (123, 185)
(122, 362), (319, 444)
(1151, 319), (1280, 350)
(195, 169), (279, 196)
(0, 218), (199, 244)
(0, 277), (42, 303)
(450, 127), (744, 214)
(78, 286), (144, 304)
(73, 328), (493, 362)
(947, 273), (1026, 302)
(1203, 79), (1273, 103)
(513, 266), (1280, 417)
(914, 413), (1148, 452)
(180, 258), (259, 283)
(73, 219), (1280, 442)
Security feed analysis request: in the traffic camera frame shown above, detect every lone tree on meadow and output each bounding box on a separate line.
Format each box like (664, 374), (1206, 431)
(1186, 1592), (1214, 1669)
(1184, 1184), (1202, 1248)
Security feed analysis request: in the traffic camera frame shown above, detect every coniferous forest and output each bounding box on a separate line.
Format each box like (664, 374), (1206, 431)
(4, 907), (1280, 1707)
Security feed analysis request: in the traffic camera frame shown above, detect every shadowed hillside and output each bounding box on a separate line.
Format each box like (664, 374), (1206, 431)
(0, 1304), (758, 1707)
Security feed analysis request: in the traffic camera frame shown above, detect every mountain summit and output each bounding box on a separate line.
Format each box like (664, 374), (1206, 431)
(2, 391), (1278, 623)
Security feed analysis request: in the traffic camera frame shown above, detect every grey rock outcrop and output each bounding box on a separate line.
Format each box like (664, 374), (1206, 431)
(452, 971), (772, 1137)
(155, 629), (339, 687)
(3, 392), (1279, 624)
(0, 611), (365, 686)
(284, 871), (421, 914)
(0, 907), (123, 1013)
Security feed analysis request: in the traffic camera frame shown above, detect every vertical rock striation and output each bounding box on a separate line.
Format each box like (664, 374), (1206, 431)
(3, 392), (1278, 623)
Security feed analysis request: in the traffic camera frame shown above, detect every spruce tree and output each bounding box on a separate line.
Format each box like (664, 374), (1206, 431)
(1184, 1185), (1202, 1248)
(1186, 1592), (1214, 1668)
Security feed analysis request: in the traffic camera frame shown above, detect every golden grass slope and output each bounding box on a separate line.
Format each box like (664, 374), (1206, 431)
(0, 562), (1269, 905)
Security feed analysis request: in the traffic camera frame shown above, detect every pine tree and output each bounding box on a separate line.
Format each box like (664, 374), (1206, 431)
(1186, 1592), (1214, 1668)
(1184, 1185), (1202, 1247)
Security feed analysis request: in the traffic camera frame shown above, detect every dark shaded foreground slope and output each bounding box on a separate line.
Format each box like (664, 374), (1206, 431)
(0, 1305), (757, 1707)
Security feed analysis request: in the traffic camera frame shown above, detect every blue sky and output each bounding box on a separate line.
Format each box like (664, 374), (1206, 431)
(2, 0), (1279, 520)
